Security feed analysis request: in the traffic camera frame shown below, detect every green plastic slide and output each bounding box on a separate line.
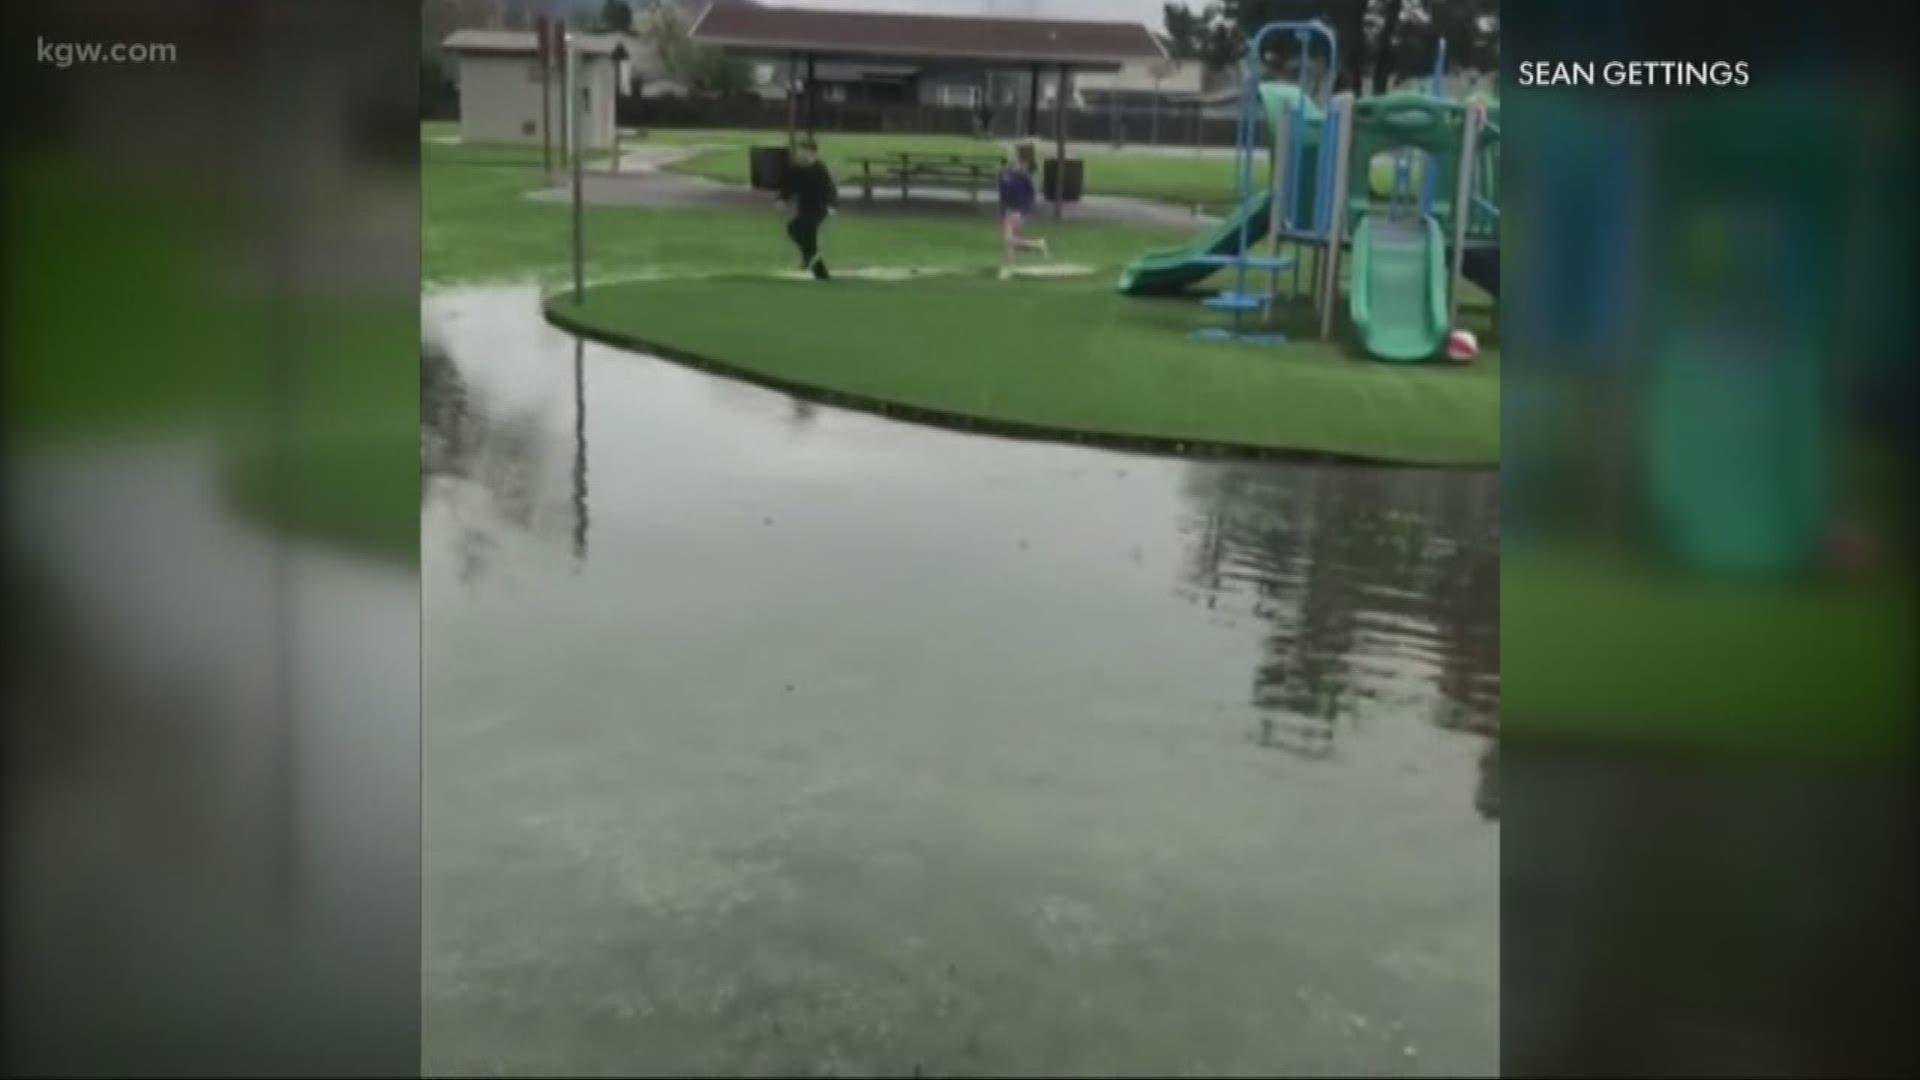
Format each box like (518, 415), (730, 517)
(1348, 212), (1449, 361)
(1116, 189), (1274, 296)
(1116, 82), (1321, 297)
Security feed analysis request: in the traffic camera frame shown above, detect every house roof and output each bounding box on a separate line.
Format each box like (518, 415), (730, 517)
(689, 0), (1166, 70)
(441, 29), (626, 58)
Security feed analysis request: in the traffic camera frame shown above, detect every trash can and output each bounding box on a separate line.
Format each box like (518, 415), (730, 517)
(1042, 158), (1084, 203)
(749, 146), (790, 191)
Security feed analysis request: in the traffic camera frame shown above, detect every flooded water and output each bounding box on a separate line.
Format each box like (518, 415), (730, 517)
(422, 286), (1499, 1077)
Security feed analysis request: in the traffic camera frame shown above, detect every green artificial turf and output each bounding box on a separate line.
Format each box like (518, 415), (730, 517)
(550, 274), (1499, 465)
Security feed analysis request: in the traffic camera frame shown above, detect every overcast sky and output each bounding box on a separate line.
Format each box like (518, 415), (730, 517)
(771, 0), (1173, 32)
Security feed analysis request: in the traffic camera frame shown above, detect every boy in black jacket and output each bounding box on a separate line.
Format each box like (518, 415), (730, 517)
(777, 138), (837, 280)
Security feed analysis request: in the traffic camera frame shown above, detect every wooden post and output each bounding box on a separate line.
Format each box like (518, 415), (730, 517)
(1053, 66), (1069, 220)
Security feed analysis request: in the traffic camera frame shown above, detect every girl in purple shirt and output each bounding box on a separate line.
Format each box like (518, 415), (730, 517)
(998, 143), (1050, 270)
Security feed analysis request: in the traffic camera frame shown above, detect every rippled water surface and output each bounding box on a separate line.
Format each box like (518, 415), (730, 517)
(423, 286), (1499, 1076)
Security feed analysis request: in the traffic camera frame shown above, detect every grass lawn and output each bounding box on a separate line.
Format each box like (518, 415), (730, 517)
(424, 134), (1190, 285)
(549, 273), (1499, 465)
(642, 127), (1407, 213)
(436, 123), (1500, 464)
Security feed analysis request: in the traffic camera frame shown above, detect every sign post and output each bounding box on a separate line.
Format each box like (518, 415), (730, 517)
(567, 30), (584, 305)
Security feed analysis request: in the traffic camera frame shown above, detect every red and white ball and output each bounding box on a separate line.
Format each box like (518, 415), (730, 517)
(1445, 329), (1479, 363)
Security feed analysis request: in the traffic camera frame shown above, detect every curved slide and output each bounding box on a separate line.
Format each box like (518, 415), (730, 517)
(1348, 212), (1449, 361)
(1117, 189), (1274, 296)
(1118, 83), (1321, 297)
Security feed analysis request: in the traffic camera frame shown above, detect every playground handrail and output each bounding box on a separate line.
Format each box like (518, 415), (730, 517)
(1232, 20), (1337, 303)
(1314, 97), (1340, 235)
(1421, 38), (1447, 214)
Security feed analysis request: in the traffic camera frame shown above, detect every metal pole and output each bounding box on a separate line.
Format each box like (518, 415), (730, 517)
(1053, 66), (1069, 220)
(569, 33), (584, 305)
(1231, 50), (1255, 304)
(1420, 40), (1449, 214)
(1319, 93), (1353, 340)
(1268, 96), (1287, 301)
(562, 30), (575, 167)
(1287, 27), (1309, 305)
(1447, 104), (1480, 328)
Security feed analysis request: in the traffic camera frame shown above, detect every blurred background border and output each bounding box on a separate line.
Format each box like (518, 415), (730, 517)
(1502, 0), (1917, 1075)
(4, 1), (421, 1074)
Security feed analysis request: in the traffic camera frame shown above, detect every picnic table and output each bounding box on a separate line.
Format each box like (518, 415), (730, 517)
(851, 151), (1006, 207)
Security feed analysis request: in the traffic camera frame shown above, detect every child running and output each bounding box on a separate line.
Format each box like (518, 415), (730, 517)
(998, 143), (1050, 273)
(777, 137), (837, 280)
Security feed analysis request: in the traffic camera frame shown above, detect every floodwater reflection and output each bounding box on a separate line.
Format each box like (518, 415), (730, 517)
(1179, 463), (1499, 782)
(422, 287), (1499, 1077)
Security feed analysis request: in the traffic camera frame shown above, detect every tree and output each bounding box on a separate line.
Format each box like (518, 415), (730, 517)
(684, 48), (754, 96)
(1161, 4), (1214, 60)
(1418, 0), (1500, 79)
(1174, 0), (1498, 96)
(636, 1), (692, 77)
(1359, 1), (1500, 92)
(597, 0), (633, 33)
(637, 0), (755, 95)
(1195, 1), (1365, 87)
(1370, 0), (1407, 93)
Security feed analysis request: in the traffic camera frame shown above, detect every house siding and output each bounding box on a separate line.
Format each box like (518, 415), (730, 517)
(456, 52), (617, 149)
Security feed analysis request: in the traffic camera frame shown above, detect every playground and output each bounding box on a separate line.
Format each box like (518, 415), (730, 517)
(419, 16), (1503, 1075)
(525, 21), (1500, 465)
